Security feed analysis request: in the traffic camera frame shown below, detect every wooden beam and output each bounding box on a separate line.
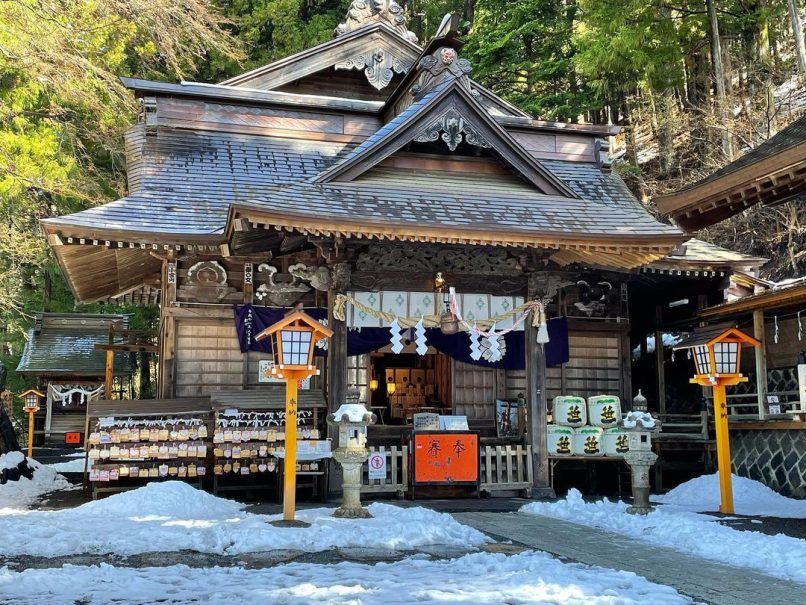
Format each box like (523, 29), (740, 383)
(158, 256), (178, 399)
(753, 309), (768, 420)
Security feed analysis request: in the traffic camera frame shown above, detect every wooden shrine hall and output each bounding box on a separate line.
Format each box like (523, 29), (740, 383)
(39, 3), (763, 498)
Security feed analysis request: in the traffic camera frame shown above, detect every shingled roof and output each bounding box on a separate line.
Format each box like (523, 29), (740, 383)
(657, 115), (806, 230)
(16, 314), (134, 377)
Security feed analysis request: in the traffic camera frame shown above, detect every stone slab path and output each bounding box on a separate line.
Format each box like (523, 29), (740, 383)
(453, 511), (805, 605)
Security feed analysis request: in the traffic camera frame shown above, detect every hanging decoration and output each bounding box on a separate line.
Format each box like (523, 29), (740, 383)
(535, 301), (550, 345)
(469, 324), (482, 361)
(332, 286), (553, 363)
(389, 318), (404, 354)
(798, 311), (803, 342)
(414, 317), (428, 355)
(483, 324), (502, 362)
(774, 315), (779, 344)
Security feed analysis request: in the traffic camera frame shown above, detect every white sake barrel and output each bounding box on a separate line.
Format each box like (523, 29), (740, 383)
(587, 395), (622, 428)
(547, 425), (574, 456)
(602, 427), (630, 455)
(553, 396), (587, 427)
(572, 426), (604, 456)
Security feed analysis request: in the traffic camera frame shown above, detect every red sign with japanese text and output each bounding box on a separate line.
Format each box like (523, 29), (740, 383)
(412, 432), (479, 484)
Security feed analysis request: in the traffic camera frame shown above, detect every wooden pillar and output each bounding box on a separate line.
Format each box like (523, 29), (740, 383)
(158, 255), (177, 399)
(326, 262), (350, 414)
(104, 349), (114, 400)
(655, 305), (666, 415)
(525, 273), (553, 498)
(753, 309), (767, 420)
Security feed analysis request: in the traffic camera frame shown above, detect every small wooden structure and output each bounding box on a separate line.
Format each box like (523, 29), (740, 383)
(16, 314), (134, 444)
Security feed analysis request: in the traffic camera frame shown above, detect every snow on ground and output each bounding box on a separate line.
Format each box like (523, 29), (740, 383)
(522, 489), (806, 583)
(0, 481), (488, 558)
(652, 473), (806, 518)
(46, 457), (86, 473)
(0, 550), (691, 605)
(0, 457), (70, 511)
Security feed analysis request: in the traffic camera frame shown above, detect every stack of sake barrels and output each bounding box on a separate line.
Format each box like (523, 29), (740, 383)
(547, 395), (628, 456)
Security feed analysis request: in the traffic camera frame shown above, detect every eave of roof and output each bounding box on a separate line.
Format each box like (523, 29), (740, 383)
(120, 77), (385, 113)
(656, 116), (806, 229)
(698, 281), (806, 318)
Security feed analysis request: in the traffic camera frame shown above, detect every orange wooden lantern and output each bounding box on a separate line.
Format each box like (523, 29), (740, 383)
(254, 308), (332, 524)
(20, 389), (45, 458)
(255, 309), (332, 380)
(675, 326), (760, 514)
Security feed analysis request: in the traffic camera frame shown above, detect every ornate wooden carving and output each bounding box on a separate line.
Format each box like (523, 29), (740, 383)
(335, 0), (417, 43)
(255, 264), (311, 306)
(355, 244), (523, 275)
(288, 263), (332, 291)
(415, 107), (491, 151)
(411, 46), (472, 99)
(335, 50), (412, 91)
(178, 261), (236, 303)
(330, 262), (352, 292)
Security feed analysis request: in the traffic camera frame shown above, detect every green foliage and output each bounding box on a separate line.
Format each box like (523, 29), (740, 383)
(465, 0), (597, 120)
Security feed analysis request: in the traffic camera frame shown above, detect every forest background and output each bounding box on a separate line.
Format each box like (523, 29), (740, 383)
(0, 0), (804, 395)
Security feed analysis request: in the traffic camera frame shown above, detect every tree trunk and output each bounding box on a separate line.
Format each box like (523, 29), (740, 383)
(656, 89), (676, 178)
(788, 0), (806, 78)
(706, 0), (732, 159)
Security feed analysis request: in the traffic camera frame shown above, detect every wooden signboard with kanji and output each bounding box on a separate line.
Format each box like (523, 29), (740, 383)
(411, 431), (479, 488)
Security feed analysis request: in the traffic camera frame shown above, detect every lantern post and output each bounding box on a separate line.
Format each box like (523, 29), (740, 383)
(20, 389), (44, 459)
(675, 327), (760, 514)
(255, 307), (332, 524)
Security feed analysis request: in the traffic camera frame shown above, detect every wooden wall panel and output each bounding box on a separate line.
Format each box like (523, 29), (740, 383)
(453, 361), (499, 420)
(174, 321), (243, 397)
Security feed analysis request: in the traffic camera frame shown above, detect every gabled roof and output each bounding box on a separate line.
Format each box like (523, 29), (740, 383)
(657, 115), (806, 230)
(16, 314), (134, 376)
(316, 77), (577, 197)
(221, 22), (420, 93)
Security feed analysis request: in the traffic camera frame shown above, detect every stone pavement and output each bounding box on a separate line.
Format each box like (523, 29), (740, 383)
(453, 510), (805, 605)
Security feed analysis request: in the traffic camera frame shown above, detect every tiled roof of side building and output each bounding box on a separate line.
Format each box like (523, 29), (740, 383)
(17, 315), (134, 376)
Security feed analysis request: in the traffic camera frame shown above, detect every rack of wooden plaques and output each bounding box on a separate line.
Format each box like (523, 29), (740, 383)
(209, 389), (329, 499)
(84, 399), (213, 499)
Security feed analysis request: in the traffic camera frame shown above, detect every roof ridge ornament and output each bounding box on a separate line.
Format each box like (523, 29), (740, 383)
(335, 0), (418, 43)
(411, 46), (472, 100)
(414, 106), (491, 152)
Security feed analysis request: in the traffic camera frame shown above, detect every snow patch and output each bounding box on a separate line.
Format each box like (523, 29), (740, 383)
(621, 411), (656, 429)
(0, 451), (25, 471)
(0, 481), (487, 557)
(0, 458), (70, 511)
(522, 489), (806, 583)
(653, 473), (806, 518)
(330, 403), (372, 423)
(0, 550), (691, 605)
(46, 457), (87, 473)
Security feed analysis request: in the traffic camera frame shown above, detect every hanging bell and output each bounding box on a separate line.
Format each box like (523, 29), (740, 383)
(440, 304), (460, 335)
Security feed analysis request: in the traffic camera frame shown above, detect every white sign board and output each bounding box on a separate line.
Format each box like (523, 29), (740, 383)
(413, 413), (440, 431)
(768, 404), (782, 415)
(368, 451), (387, 480)
(258, 359), (311, 389)
(439, 415), (469, 431)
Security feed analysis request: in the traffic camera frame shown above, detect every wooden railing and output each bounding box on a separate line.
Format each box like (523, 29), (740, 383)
(361, 445), (408, 498)
(480, 444), (533, 496)
(656, 412), (709, 442)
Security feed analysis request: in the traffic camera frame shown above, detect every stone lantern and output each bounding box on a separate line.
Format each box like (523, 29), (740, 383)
(620, 411), (661, 515)
(327, 388), (376, 518)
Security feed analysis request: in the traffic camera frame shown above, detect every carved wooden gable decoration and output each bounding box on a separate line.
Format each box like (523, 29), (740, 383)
(316, 45), (577, 198)
(222, 1), (419, 94)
